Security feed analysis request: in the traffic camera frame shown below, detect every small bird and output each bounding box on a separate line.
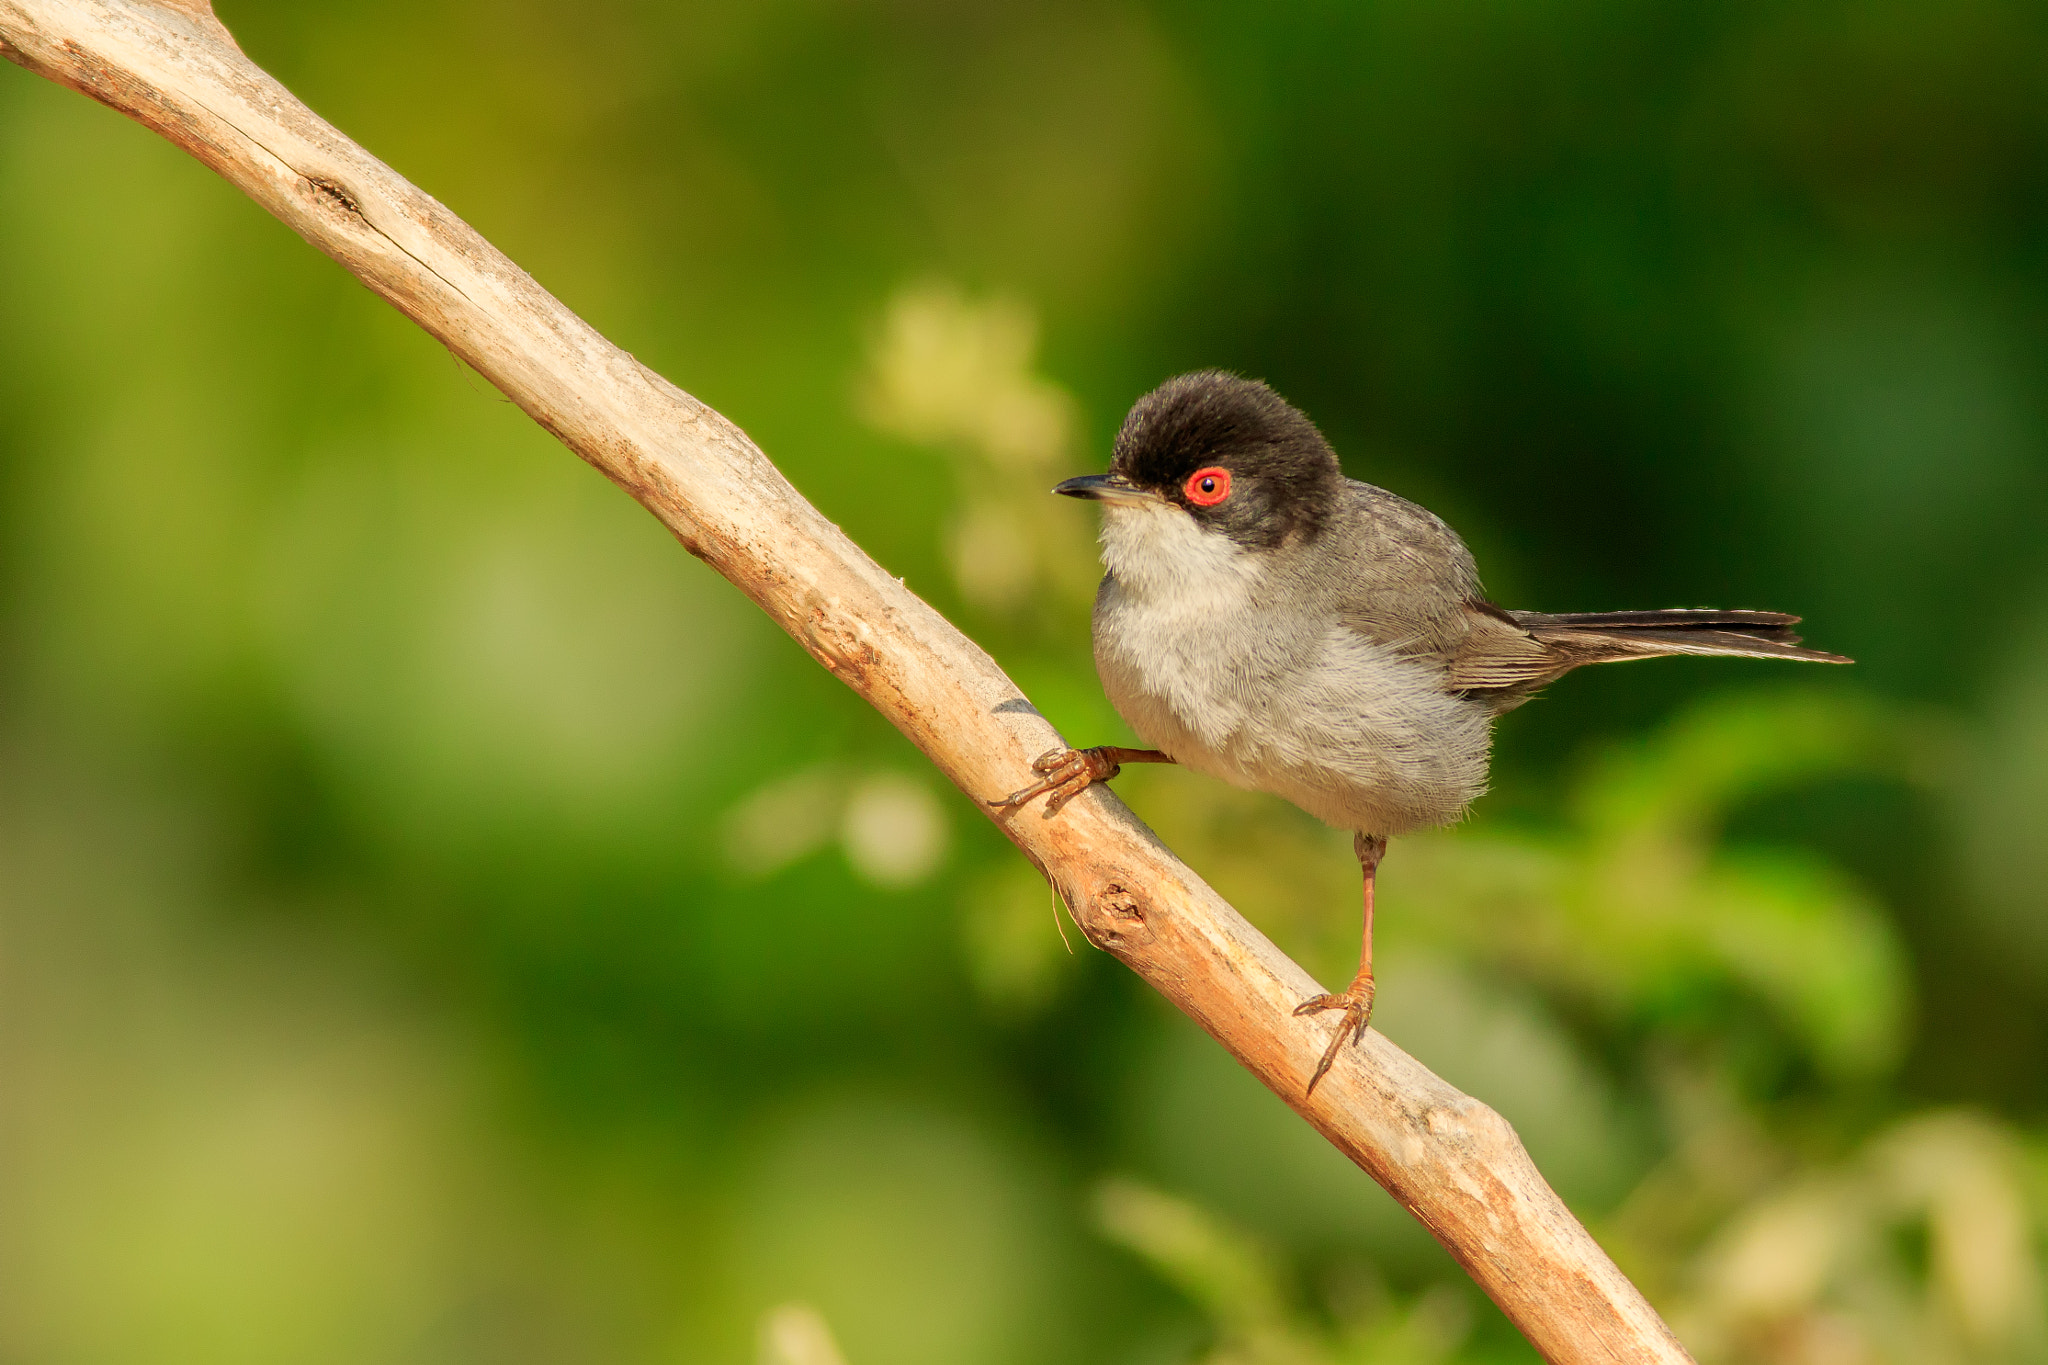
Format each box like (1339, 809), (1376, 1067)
(992, 371), (1850, 1094)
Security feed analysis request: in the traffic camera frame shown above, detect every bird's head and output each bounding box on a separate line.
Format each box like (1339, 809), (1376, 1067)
(1055, 371), (1342, 554)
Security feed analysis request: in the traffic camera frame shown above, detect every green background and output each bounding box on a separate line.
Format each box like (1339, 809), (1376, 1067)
(4, 3), (2048, 1363)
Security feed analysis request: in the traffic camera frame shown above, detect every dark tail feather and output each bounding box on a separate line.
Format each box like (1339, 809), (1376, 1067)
(1510, 608), (1853, 666)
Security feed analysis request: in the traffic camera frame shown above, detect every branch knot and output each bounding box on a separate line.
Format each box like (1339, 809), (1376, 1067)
(302, 174), (365, 228)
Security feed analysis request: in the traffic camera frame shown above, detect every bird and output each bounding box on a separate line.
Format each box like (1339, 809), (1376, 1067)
(990, 370), (1850, 1095)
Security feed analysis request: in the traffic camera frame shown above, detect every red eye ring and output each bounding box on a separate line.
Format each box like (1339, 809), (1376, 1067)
(1184, 466), (1232, 506)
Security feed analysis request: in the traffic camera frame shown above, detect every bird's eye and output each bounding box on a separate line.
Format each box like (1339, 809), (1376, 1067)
(1184, 466), (1232, 506)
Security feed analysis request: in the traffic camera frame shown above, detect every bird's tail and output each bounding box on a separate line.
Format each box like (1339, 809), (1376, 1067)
(1509, 608), (1853, 666)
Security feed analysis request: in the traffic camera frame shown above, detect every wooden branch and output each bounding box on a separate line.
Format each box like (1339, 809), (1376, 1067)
(0, 5), (1693, 1361)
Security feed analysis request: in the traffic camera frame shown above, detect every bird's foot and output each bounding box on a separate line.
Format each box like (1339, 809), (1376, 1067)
(1294, 980), (1376, 1095)
(986, 746), (1124, 815)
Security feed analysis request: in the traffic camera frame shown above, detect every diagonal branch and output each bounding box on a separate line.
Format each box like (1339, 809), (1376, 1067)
(0, 4), (1693, 1360)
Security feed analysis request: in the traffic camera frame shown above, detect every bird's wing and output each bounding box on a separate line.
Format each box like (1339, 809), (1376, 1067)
(1444, 601), (1559, 689)
(1331, 482), (1488, 660)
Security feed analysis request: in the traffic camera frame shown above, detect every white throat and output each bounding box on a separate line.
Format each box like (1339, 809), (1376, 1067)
(1098, 500), (1261, 607)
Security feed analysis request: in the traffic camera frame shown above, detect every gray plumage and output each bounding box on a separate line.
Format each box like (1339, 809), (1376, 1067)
(1081, 371), (1849, 841)
(1093, 478), (1492, 835)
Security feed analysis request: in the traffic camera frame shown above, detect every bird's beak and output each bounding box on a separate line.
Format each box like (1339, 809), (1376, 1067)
(1053, 473), (1159, 505)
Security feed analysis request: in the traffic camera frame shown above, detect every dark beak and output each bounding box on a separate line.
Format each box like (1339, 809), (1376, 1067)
(1053, 473), (1159, 504)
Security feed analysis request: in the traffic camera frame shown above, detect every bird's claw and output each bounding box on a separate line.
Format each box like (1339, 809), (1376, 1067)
(1295, 983), (1376, 1095)
(985, 747), (1123, 815)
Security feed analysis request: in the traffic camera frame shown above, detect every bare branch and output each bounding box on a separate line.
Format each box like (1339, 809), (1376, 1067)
(0, 4), (1693, 1360)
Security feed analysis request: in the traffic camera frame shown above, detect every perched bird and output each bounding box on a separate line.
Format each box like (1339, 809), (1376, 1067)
(992, 371), (1850, 1094)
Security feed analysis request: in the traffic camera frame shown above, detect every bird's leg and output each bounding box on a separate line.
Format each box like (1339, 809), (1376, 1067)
(1295, 832), (1388, 1095)
(986, 746), (1175, 815)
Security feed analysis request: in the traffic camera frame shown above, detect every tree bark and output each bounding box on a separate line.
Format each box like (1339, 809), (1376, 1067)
(0, 4), (1693, 1360)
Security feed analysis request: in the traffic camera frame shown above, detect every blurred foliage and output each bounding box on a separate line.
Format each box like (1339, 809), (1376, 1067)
(757, 1305), (850, 1365)
(5, 2), (2048, 1363)
(1094, 1178), (1475, 1365)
